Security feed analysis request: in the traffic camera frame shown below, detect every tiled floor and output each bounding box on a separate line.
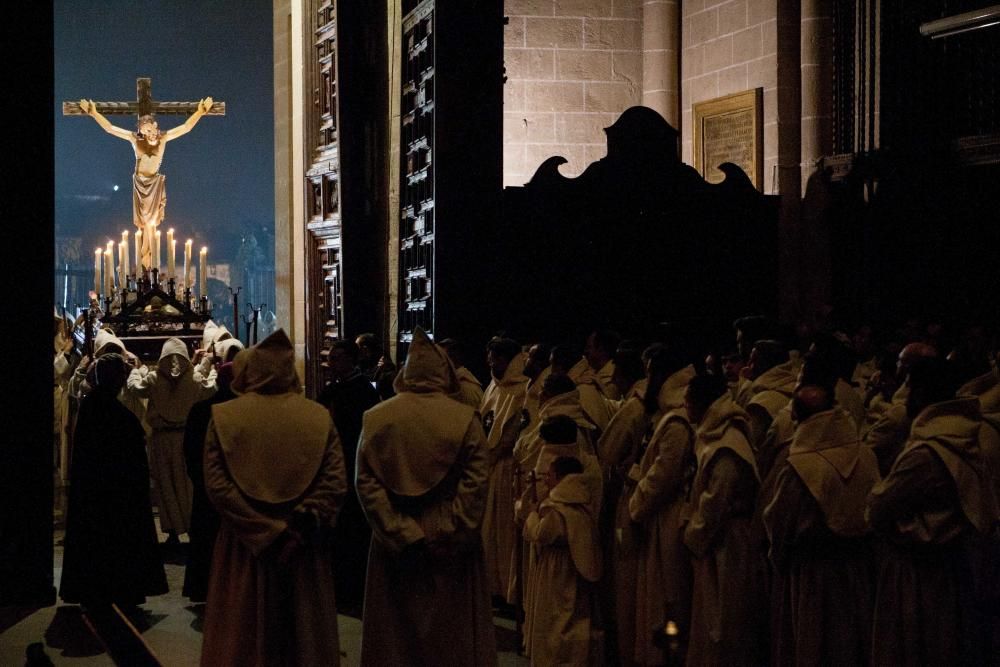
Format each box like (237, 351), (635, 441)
(1, 520), (528, 666)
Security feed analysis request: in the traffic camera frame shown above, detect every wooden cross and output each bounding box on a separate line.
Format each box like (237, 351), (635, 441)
(62, 77), (225, 119)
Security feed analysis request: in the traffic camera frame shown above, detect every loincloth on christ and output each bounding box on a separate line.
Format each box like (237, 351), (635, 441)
(133, 172), (167, 230)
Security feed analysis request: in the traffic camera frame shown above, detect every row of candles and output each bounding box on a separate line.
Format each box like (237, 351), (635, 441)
(93, 226), (208, 297)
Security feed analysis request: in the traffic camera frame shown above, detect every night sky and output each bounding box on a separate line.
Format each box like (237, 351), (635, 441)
(54, 0), (273, 275)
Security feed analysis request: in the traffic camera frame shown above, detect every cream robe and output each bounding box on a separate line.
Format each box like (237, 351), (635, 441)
(597, 365), (693, 665)
(684, 394), (765, 666)
(481, 352), (529, 599)
(863, 389), (911, 476)
(127, 337), (216, 534)
(512, 390), (601, 636)
(357, 329), (496, 666)
(741, 359), (799, 452)
(835, 377), (866, 433)
(763, 408), (880, 666)
(453, 365), (485, 410)
(570, 357), (616, 432)
(957, 369), (1000, 505)
(628, 410), (695, 665)
(201, 393), (345, 667)
(523, 365), (552, 431)
(867, 398), (998, 666)
(524, 473), (602, 666)
(852, 357), (878, 400)
(593, 359), (621, 400)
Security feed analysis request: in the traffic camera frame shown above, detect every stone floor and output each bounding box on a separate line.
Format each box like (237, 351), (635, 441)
(1, 519), (529, 666)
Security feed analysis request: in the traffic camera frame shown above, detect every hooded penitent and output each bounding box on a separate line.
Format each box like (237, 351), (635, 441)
(212, 329), (329, 504)
(200, 328), (345, 667)
(785, 408), (880, 536)
(693, 393), (758, 482)
(744, 358), (800, 418)
(201, 320), (233, 352)
(890, 397), (997, 535)
(361, 327), (472, 499)
(481, 351), (529, 450)
(213, 337), (245, 363)
(95, 328), (128, 357)
(514, 388), (597, 482)
(541, 473), (602, 582)
(230, 329), (300, 395)
(355, 327), (496, 666)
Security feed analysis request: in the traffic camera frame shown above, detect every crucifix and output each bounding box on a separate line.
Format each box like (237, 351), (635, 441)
(64, 77), (225, 272)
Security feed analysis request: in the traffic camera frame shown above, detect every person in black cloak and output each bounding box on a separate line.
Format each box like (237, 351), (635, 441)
(317, 339), (380, 616)
(182, 360), (237, 602)
(59, 353), (168, 609)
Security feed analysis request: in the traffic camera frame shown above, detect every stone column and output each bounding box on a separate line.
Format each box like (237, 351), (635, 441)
(273, 0), (307, 378)
(801, 0), (833, 191)
(642, 0), (681, 129)
(776, 0), (802, 322)
(799, 0), (834, 315)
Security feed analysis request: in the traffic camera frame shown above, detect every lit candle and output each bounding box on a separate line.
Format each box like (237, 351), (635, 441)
(184, 239), (193, 289)
(134, 229), (142, 272)
(146, 222), (155, 271)
(167, 228), (176, 279)
(118, 242), (126, 288)
(154, 230), (162, 275)
(200, 247), (208, 296)
(121, 230), (130, 279)
(106, 240), (115, 289)
(104, 248), (113, 297)
(94, 248), (102, 295)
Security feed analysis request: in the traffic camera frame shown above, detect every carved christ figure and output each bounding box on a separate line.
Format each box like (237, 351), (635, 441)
(78, 97), (213, 271)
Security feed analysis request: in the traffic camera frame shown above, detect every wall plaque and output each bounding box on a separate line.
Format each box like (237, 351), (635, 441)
(693, 88), (763, 189)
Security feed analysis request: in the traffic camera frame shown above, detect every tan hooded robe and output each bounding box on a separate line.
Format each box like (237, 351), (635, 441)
(453, 364), (485, 409)
(127, 337), (216, 534)
(357, 328), (496, 667)
(201, 329), (346, 666)
(683, 394), (765, 666)
(763, 408), (880, 666)
(481, 351), (529, 599)
(862, 383), (911, 476)
(740, 359), (799, 453)
(601, 366), (695, 664)
(524, 472), (603, 666)
(512, 389), (601, 623)
(957, 369), (1000, 504)
(628, 410), (696, 665)
(867, 397), (999, 666)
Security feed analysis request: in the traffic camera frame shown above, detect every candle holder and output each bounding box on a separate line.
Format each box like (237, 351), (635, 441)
(184, 287), (192, 312)
(167, 277), (176, 299)
(200, 295), (209, 315)
(152, 268), (160, 289)
(103, 295), (113, 318)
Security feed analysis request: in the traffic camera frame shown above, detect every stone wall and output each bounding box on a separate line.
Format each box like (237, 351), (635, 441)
(503, 0), (643, 187)
(680, 0), (780, 191)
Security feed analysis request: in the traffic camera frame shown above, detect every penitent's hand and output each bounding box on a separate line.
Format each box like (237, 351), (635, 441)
(198, 97), (214, 114)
